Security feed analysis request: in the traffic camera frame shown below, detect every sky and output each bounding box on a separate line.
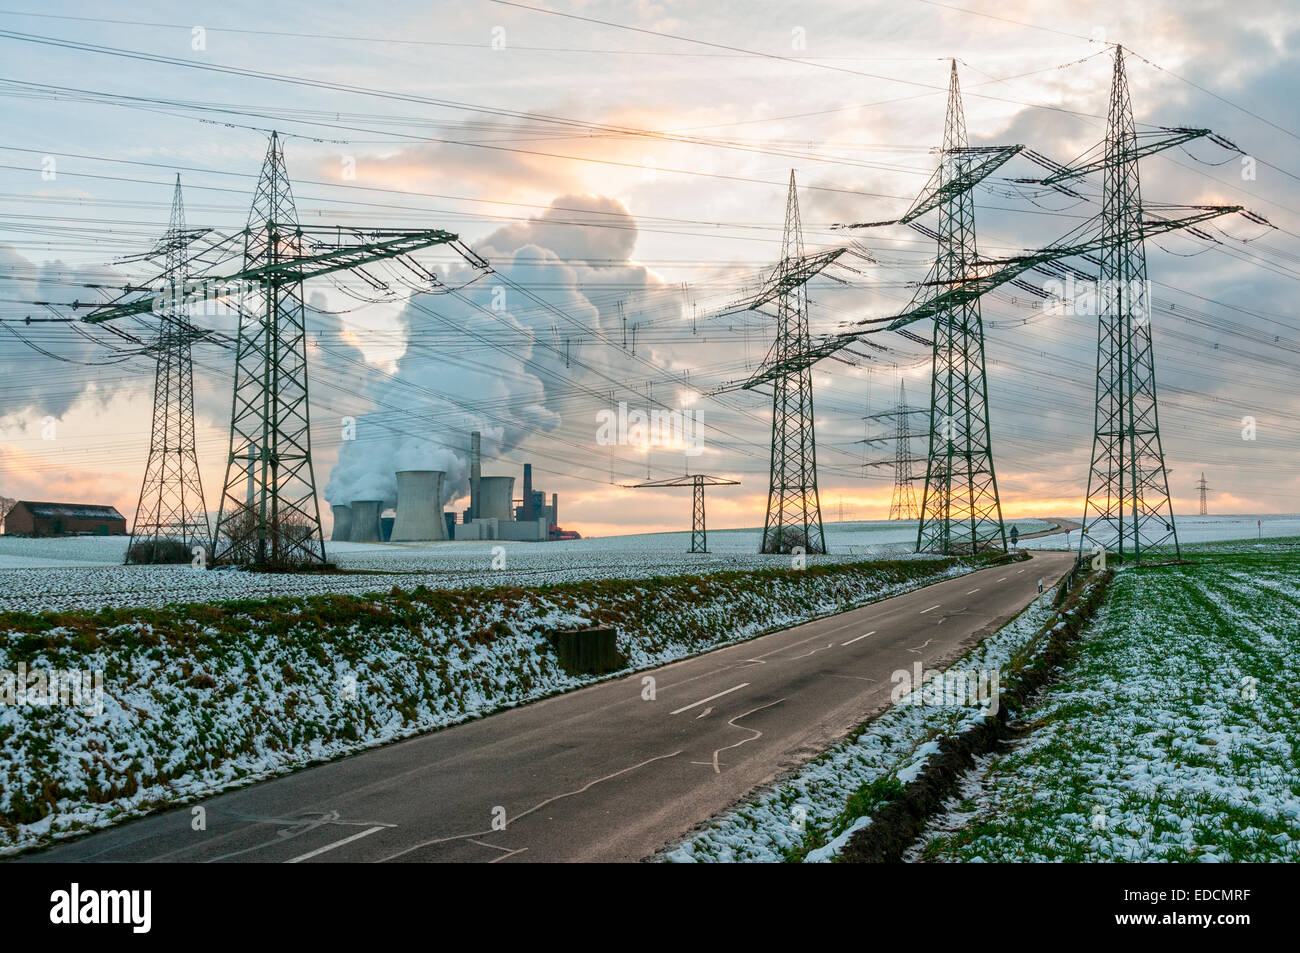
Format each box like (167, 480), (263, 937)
(0, 0), (1297, 539)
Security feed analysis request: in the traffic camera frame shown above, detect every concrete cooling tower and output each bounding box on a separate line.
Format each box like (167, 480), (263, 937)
(478, 476), (515, 523)
(390, 470), (447, 541)
(330, 504), (353, 542)
(349, 500), (383, 543)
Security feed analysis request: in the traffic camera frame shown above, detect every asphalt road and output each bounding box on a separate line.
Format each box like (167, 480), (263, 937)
(25, 551), (1075, 864)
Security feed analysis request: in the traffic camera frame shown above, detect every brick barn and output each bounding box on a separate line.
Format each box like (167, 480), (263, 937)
(2, 501), (127, 537)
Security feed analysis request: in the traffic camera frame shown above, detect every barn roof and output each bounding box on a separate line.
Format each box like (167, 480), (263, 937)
(17, 501), (125, 520)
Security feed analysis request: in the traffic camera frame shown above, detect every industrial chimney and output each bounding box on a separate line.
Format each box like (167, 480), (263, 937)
(522, 463), (534, 521)
(391, 470), (447, 541)
(470, 431), (481, 521)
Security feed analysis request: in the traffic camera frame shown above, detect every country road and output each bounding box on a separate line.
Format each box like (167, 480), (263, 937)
(23, 551), (1075, 864)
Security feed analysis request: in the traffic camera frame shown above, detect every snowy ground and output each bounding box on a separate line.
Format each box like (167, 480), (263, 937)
(0, 553), (992, 854)
(0, 519), (1049, 613)
(1019, 514), (1300, 551)
(665, 593), (1061, 863)
(913, 539), (1300, 862)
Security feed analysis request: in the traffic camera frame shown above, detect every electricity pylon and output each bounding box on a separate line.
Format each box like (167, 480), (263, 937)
(630, 474), (740, 553)
(861, 379), (926, 519)
(210, 132), (326, 567)
(1079, 47), (1180, 563)
(762, 171), (826, 555)
(125, 175), (211, 563)
(916, 61), (1007, 555)
(890, 381), (920, 520)
(87, 131), (474, 568)
(1197, 472), (1209, 516)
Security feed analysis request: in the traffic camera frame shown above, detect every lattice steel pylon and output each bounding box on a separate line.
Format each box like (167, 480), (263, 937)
(762, 171), (826, 555)
(1079, 47), (1180, 563)
(889, 381), (920, 521)
(125, 175), (211, 563)
(630, 474), (740, 553)
(916, 62), (1007, 555)
(212, 133), (326, 567)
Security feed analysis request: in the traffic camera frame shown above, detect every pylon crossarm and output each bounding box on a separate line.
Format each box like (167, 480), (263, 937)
(1030, 127), (1214, 186)
(714, 203), (1240, 396)
(833, 145), (1022, 231)
(745, 247), (847, 312)
(629, 475), (739, 488)
(81, 228), (464, 323)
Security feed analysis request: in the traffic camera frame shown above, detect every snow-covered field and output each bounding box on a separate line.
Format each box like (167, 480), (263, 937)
(914, 541), (1300, 862)
(0, 553), (992, 855)
(1020, 514), (1300, 551)
(0, 519), (1048, 613)
(665, 593), (1060, 863)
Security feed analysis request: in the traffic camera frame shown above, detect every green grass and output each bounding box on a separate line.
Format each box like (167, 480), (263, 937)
(918, 548), (1300, 862)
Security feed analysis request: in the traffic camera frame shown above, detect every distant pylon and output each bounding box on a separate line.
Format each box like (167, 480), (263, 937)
(916, 62), (1007, 555)
(631, 474), (740, 553)
(212, 133), (327, 567)
(1079, 47), (1180, 563)
(889, 380), (920, 521)
(1197, 472), (1209, 516)
(126, 175), (211, 563)
(761, 171), (826, 555)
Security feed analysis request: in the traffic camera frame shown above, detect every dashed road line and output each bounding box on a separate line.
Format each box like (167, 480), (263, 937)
(670, 682), (749, 715)
(285, 825), (386, 864)
(966, 588), (980, 594)
(919, 604), (941, 614)
(841, 630), (877, 646)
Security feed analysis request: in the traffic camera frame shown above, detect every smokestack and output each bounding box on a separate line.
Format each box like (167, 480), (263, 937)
(523, 463), (534, 521)
(330, 503), (353, 542)
(348, 500), (383, 543)
(391, 470), (448, 541)
(478, 476), (515, 522)
(470, 431), (481, 520)
(552, 493), (558, 528)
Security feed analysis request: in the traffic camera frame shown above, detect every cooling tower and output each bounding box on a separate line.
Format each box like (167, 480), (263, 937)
(390, 470), (447, 541)
(330, 504), (353, 542)
(478, 476), (515, 523)
(349, 500), (383, 543)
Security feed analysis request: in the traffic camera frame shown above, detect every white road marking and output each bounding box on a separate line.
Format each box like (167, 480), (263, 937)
(285, 825), (385, 863)
(919, 604), (940, 614)
(1016, 569), (1025, 574)
(907, 638), (936, 655)
(997, 576), (1009, 582)
(966, 588), (980, 594)
(670, 682), (750, 715)
(842, 630), (877, 646)
(696, 707), (713, 719)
